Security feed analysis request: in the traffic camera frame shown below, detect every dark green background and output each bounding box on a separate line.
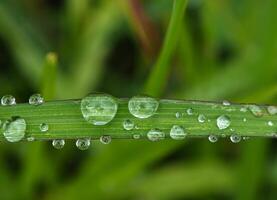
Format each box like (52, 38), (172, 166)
(0, 0), (276, 199)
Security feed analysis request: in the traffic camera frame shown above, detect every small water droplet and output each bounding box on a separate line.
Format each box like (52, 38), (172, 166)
(267, 106), (277, 115)
(198, 114), (206, 123)
(123, 119), (134, 130)
(240, 107), (247, 112)
(230, 134), (241, 143)
(27, 137), (35, 142)
(243, 118), (247, 122)
(268, 121), (274, 126)
(217, 115), (231, 130)
(81, 93), (118, 125)
(100, 135), (111, 144)
(170, 125), (186, 140)
(222, 100), (231, 106)
(133, 134), (141, 139)
(39, 123), (49, 132)
(29, 94), (44, 105)
(175, 112), (181, 118)
(186, 108), (193, 115)
(1, 95), (16, 106)
(52, 139), (65, 149)
(248, 105), (264, 117)
(2, 117), (26, 142)
(76, 138), (91, 150)
(147, 129), (165, 142)
(128, 95), (159, 119)
(208, 135), (218, 143)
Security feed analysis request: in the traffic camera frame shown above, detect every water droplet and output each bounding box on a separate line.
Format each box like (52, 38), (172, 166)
(81, 93), (118, 125)
(186, 108), (194, 115)
(39, 123), (49, 132)
(248, 105), (264, 117)
(128, 95), (159, 119)
(2, 117), (26, 142)
(123, 119), (134, 130)
(240, 107), (247, 112)
(267, 106), (277, 115)
(208, 135), (218, 143)
(27, 137), (35, 142)
(230, 134), (241, 143)
(268, 121), (274, 126)
(170, 125), (186, 140)
(52, 139), (65, 149)
(100, 135), (111, 144)
(133, 134), (141, 139)
(217, 115), (231, 130)
(147, 129), (165, 142)
(1, 95), (16, 106)
(175, 112), (181, 118)
(223, 100), (231, 106)
(243, 118), (247, 122)
(76, 138), (91, 150)
(198, 114), (206, 123)
(29, 94), (44, 105)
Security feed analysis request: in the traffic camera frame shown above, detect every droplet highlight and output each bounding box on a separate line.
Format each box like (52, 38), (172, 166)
(128, 95), (159, 119)
(81, 93), (118, 125)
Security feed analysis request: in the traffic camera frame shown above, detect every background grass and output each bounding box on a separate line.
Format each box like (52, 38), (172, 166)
(0, 0), (276, 199)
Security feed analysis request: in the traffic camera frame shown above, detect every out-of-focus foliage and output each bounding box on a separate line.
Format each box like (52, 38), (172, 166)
(0, 0), (276, 199)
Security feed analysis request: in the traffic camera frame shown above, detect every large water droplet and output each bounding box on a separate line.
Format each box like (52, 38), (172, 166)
(76, 138), (91, 150)
(123, 119), (134, 130)
(217, 115), (231, 130)
(100, 135), (111, 144)
(230, 134), (241, 143)
(128, 95), (159, 119)
(147, 129), (165, 142)
(2, 117), (26, 142)
(170, 125), (186, 140)
(208, 135), (218, 143)
(39, 123), (49, 132)
(267, 106), (277, 115)
(248, 105), (263, 117)
(52, 139), (65, 149)
(1, 95), (16, 106)
(29, 94), (44, 105)
(81, 93), (118, 125)
(198, 114), (206, 123)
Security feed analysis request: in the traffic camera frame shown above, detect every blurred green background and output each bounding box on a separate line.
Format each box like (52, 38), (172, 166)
(0, 0), (276, 199)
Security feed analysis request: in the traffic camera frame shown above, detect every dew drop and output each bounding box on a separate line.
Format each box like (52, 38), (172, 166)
(128, 95), (159, 119)
(170, 125), (186, 140)
(230, 134), (241, 143)
(80, 93), (118, 125)
(248, 105), (264, 117)
(147, 129), (165, 142)
(76, 138), (91, 150)
(208, 135), (218, 143)
(100, 135), (111, 144)
(123, 119), (134, 130)
(222, 100), (231, 106)
(216, 115), (231, 130)
(267, 106), (277, 115)
(243, 118), (247, 122)
(186, 108), (193, 115)
(39, 123), (49, 132)
(29, 94), (44, 105)
(133, 134), (141, 139)
(27, 137), (35, 142)
(1, 95), (16, 106)
(268, 121), (274, 126)
(175, 112), (181, 118)
(52, 139), (65, 149)
(2, 117), (26, 142)
(198, 114), (206, 123)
